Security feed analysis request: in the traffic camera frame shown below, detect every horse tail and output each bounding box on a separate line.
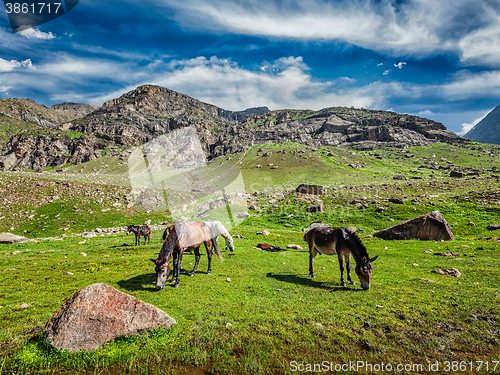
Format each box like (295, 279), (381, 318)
(212, 237), (224, 262)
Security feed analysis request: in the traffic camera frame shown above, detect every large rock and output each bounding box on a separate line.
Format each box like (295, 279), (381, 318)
(44, 283), (176, 352)
(0, 233), (29, 244)
(373, 211), (454, 241)
(296, 184), (326, 195)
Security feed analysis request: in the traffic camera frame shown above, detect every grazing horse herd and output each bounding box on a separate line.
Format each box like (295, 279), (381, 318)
(127, 220), (377, 291)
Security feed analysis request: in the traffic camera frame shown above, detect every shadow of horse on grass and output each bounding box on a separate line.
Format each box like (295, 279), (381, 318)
(266, 272), (362, 292)
(117, 273), (157, 292)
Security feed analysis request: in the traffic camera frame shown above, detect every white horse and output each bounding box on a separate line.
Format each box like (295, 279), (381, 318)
(203, 220), (235, 252)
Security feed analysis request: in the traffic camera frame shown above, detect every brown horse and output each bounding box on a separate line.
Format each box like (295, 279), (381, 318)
(151, 221), (223, 289)
(304, 227), (378, 290)
(126, 225), (151, 245)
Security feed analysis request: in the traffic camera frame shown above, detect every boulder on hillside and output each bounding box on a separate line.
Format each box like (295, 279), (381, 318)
(44, 283), (176, 352)
(295, 184), (326, 195)
(0, 233), (29, 244)
(373, 211), (454, 241)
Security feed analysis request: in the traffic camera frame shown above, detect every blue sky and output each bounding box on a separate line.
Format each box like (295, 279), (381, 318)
(1, 0), (500, 135)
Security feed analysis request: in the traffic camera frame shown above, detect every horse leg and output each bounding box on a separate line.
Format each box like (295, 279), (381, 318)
(135, 233), (139, 246)
(174, 251), (184, 288)
(337, 253), (346, 287)
(205, 240), (213, 274)
(169, 251), (177, 283)
(309, 245), (317, 277)
(345, 254), (355, 285)
(190, 247), (201, 277)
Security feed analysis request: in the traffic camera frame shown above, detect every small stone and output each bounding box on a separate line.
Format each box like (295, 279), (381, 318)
(17, 303), (31, 309)
(64, 272), (74, 276)
(362, 321), (372, 329)
(226, 323), (233, 328)
(413, 263), (419, 267)
(81, 253), (87, 257)
(226, 278), (231, 282)
(257, 230), (270, 235)
(287, 244), (303, 250)
(432, 268), (461, 277)
(376, 305), (384, 308)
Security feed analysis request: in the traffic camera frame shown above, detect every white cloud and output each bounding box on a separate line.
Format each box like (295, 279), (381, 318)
(416, 109), (434, 118)
(394, 62), (406, 69)
(0, 58), (34, 72)
(84, 56), (386, 110)
(377, 62), (384, 66)
(154, 0), (500, 66)
(383, 69), (391, 75)
(0, 83), (12, 92)
(19, 28), (56, 40)
(458, 110), (490, 135)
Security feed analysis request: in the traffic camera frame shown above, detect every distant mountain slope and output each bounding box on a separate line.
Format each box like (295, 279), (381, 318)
(211, 107), (465, 157)
(0, 84), (466, 172)
(464, 105), (500, 145)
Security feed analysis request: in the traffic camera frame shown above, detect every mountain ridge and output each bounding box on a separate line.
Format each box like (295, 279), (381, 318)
(0, 84), (466, 172)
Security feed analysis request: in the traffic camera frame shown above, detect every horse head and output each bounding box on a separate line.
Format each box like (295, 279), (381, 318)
(355, 256), (378, 290)
(150, 258), (170, 290)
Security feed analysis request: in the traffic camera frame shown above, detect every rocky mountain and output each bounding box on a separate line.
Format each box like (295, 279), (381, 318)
(464, 104), (500, 145)
(211, 107), (465, 157)
(0, 85), (466, 172)
(0, 98), (96, 130)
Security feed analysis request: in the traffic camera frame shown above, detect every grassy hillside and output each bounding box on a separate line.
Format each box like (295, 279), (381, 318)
(0, 141), (499, 374)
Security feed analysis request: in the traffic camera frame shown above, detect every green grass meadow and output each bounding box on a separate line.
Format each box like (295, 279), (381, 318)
(0, 142), (499, 374)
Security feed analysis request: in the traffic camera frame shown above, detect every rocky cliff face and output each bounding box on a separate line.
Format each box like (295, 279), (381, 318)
(0, 98), (96, 129)
(0, 85), (466, 172)
(464, 104), (500, 145)
(211, 107), (465, 157)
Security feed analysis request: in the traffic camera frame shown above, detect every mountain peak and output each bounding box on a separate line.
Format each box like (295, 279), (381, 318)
(465, 104), (500, 145)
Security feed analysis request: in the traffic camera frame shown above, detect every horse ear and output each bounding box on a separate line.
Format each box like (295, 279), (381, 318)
(369, 255), (378, 262)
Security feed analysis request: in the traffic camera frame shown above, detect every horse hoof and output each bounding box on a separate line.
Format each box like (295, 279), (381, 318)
(342, 283), (347, 287)
(190, 274), (195, 277)
(174, 284), (180, 288)
(350, 281), (355, 285)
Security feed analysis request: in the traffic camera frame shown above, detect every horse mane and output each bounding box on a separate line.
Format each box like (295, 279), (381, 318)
(158, 224), (177, 262)
(343, 228), (369, 262)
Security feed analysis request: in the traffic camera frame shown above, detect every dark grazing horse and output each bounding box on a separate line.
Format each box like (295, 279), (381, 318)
(126, 225), (151, 246)
(304, 227), (378, 290)
(151, 221), (223, 289)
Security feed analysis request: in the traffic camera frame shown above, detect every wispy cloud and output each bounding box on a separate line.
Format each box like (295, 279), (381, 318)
(394, 62), (406, 69)
(0, 58), (34, 72)
(19, 28), (56, 40)
(155, 0), (500, 66)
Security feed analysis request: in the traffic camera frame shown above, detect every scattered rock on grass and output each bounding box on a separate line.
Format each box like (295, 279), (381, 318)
(257, 230), (270, 235)
(287, 244), (303, 250)
(487, 224), (500, 231)
(434, 252), (460, 256)
(431, 268), (461, 277)
(0, 233), (29, 244)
